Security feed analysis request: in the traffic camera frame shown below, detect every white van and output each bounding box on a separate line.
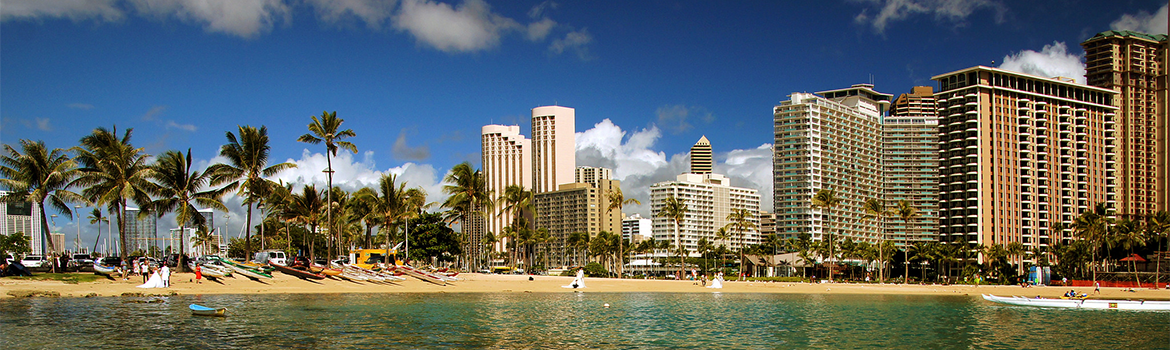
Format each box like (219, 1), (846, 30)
(252, 250), (287, 266)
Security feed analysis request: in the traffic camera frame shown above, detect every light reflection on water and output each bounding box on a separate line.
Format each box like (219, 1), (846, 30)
(1, 292), (1167, 349)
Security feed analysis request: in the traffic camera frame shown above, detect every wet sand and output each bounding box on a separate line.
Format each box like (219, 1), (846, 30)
(2, 272), (1168, 300)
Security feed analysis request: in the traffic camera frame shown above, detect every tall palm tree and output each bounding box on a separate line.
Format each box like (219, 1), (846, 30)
(656, 194), (688, 279)
(1073, 202), (1112, 284)
(209, 125), (296, 260)
(715, 227), (732, 272)
(149, 149), (227, 271)
(1148, 211), (1170, 288)
(441, 162), (492, 269)
(862, 198), (889, 282)
(725, 208), (756, 280)
(297, 111), (357, 262)
(498, 184), (533, 269)
(1112, 218), (1146, 287)
(350, 187), (380, 249)
(0, 140), (83, 256)
(811, 189), (843, 282)
(605, 187), (640, 278)
(87, 208), (109, 254)
(894, 200), (918, 283)
(567, 231), (589, 266)
(361, 173), (426, 265)
(286, 184), (324, 258)
(73, 127), (154, 263)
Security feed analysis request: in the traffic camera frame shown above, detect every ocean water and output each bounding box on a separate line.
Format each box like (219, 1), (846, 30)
(1, 292), (1167, 349)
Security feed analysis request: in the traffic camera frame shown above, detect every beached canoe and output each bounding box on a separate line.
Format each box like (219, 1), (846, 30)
(93, 263), (121, 277)
(189, 304), (226, 317)
(213, 257), (273, 279)
(310, 263), (342, 277)
(394, 265), (447, 285)
(270, 261), (326, 280)
(188, 262), (230, 278)
(982, 294), (1170, 311)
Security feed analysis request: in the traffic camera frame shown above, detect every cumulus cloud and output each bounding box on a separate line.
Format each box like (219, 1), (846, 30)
(128, 0), (290, 39)
(526, 17), (556, 41)
(306, 0), (397, 29)
(68, 103), (95, 110)
(391, 129), (431, 161)
(549, 28), (592, 60)
(165, 120), (198, 132)
(1110, 3), (1168, 35)
(142, 105), (167, 121)
(527, 1), (556, 19)
(999, 41), (1085, 84)
(34, 118), (53, 131)
(852, 0), (1007, 34)
(575, 119), (774, 217)
(392, 0), (520, 53)
(0, 0), (124, 22)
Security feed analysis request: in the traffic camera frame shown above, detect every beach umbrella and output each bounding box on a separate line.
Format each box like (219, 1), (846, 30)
(1119, 254), (1147, 262)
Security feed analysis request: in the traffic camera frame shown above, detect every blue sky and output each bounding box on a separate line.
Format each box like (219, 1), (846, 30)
(2, 0), (1167, 246)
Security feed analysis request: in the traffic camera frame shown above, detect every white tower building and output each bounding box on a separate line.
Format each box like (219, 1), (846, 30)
(531, 106), (576, 194)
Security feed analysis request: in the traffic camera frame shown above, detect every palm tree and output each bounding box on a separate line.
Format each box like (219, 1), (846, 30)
(1148, 211), (1170, 288)
(149, 149), (227, 271)
(72, 127), (154, 263)
(1113, 218), (1146, 287)
(725, 208), (757, 280)
(441, 162), (492, 270)
(1006, 241), (1025, 280)
(209, 125), (296, 260)
(498, 184), (533, 269)
(1073, 202), (1112, 284)
(86, 208), (109, 254)
(656, 194), (688, 279)
(297, 111), (357, 262)
(605, 187), (640, 278)
(350, 187), (380, 249)
(361, 173), (426, 265)
(567, 231), (590, 266)
(811, 189), (843, 282)
(894, 200), (918, 283)
(286, 184), (324, 258)
(862, 198), (889, 282)
(697, 237), (713, 274)
(0, 140), (83, 256)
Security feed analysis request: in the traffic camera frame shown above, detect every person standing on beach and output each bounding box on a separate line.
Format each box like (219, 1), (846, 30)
(1094, 282), (1100, 294)
(194, 265), (202, 284)
(161, 264), (171, 288)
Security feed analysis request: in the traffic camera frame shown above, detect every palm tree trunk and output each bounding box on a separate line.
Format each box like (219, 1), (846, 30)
(245, 201), (254, 260)
(92, 219), (102, 254)
(118, 200), (128, 262)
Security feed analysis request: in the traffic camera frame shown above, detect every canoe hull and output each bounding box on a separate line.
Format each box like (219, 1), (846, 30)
(982, 294), (1170, 311)
(189, 304), (226, 317)
(270, 262), (326, 280)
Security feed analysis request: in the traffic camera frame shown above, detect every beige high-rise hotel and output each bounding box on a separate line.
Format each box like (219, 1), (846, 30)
(1082, 30), (1168, 216)
(531, 106), (576, 194)
(480, 124), (531, 255)
(932, 66), (1117, 255)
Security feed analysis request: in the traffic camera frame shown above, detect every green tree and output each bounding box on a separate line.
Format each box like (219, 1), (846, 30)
(286, 184), (325, 258)
(297, 111), (357, 263)
(148, 149), (227, 271)
(0, 140), (82, 256)
(605, 187), (640, 278)
(73, 127), (153, 263)
(209, 125), (296, 260)
(862, 198), (889, 282)
(725, 208), (757, 280)
(568, 231), (590, 266)
(1148, 211), (1170, 288)
(0, 231), (32, 258)
(361, 173), (426, 265)
(656, 194), (688, 279)
(86, 208), (109, 255)
(405, 212), (463, 263)
(894, 200), (918, 283)
(1073, 202), (1112, 284)
(1112, 218), (1146, 287)
(440, 162), (492, 269)
(498, 184), (533, 269)
(811, 189), (843, 282)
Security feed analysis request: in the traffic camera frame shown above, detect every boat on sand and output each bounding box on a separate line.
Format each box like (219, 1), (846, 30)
(270, 261), (326, 280)
(982, 294), (1170, 311)
(393, 265), (447, 285)
(212, 257), (272, 280)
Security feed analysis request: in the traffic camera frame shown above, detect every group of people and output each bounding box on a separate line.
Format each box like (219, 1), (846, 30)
(132, 260), (170, 289)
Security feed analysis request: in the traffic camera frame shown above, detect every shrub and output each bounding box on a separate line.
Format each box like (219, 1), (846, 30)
(583, 262), (608, 277)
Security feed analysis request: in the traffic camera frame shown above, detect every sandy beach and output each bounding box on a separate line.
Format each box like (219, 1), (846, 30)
(3, 272), (1168, 301)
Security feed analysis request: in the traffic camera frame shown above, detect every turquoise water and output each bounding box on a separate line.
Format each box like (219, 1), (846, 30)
(1, 293), (1167, 349)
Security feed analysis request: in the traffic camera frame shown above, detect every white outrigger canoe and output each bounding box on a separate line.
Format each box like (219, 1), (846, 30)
(982, 294), (1170, 311)
(393, 265), (447, 285)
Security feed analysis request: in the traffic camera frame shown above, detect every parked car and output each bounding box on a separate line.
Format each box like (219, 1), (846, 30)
(20, 255), (47, 268)
(68, 254), (94, 271)
(98, 257), (122, 266)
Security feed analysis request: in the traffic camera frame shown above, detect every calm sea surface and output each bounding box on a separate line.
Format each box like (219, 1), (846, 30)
(1, 292), (1167, 349)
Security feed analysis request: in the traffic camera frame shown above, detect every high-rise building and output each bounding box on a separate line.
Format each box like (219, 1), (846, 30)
(650, 173), (761, 256)
(531, 106), (576, 194)
(758, 211), (777, 240)
(772, 84), (888, 244)
(481, 124), (532, 256)
(50, 233), (65, 255)
(622, 214), (653, 242)
(124, 206), (157, 255)
(0, 191), (44, 255)
(932, 66), (1117, 255)
(535, 181), (623, 267)
(884, 86), (940, 246)
(1082, 30), (1168, 216)
(574, 166), (612, 187)
(690, 136), (712, 174)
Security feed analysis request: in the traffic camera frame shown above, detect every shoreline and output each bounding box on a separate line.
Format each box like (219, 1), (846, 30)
(3, 272), (1169, 300)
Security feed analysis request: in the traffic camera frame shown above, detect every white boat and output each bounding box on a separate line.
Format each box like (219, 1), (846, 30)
(93, 263), (121, 277)
(982, 294), (1170, 311)
(393, 265), (446, 285)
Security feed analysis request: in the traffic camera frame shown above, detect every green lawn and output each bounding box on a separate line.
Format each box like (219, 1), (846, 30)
(4, 273), (108, 284)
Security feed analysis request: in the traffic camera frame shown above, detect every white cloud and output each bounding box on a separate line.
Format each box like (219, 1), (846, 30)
(0, 0), (124, 22)
(575, 119), (775, 217)
(1110, 3), (1168, 35)
(549, 28), (592, 59)
(852, 0), (1006, 34)
(142, 105), (167, 121)
(999, 41), (1085, 84)
(165, 120), (197, 132)
(307, 0), (397, 29)
(391, 129), (431, 160)
(68, 103), (95, 110)
(34, 117), (53, 131)
(392, 0), (520, 53)
(526, 17), (556, 41)
(527, 1), (556, 19)
(128, 0), (290, 39)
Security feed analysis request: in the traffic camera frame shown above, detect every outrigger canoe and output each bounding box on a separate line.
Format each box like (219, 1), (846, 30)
(982, 294), (1170, 311)
(93, 263), (121, 277)
(270, 261), (326, 280)
(212, 257), (273, 280)
(394, 265), (447, 285)
(188, 262), (231, 278)
(189, 304), (226, 317)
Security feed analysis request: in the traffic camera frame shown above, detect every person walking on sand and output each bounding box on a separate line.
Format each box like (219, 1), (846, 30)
(1094, 282), (1100, 294)
(194, 265), (202, 284)
(161, 264), (171, 288)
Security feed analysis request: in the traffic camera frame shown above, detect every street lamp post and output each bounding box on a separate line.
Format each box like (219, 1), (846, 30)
(75, 205), (82, 254)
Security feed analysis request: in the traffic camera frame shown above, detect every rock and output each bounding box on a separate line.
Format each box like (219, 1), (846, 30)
(6, 290), (60, 298)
